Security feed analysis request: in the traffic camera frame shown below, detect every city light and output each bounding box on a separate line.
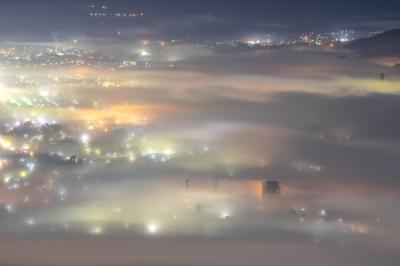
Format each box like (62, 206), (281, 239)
(80, 134), (91, 144)
(0, 2), (398, 266)
(146, 223), (159, 234)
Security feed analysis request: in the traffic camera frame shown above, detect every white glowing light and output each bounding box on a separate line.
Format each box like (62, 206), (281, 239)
(220, 210), (231, 219)
(140, 50), (150, 57)
(5, 204), (14, 213)
(27, 162), (35, 172)
(39, 90), (50, 97)
(146, 223), (159, 234)
(25, 217), (36, 226)
(163, 148), (175, 156)
(80, 134), (91, 144)
(90, 226), (103, 235)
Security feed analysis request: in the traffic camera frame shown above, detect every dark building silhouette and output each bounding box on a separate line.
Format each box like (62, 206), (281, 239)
(69, 156), (77, 164)
(263, 180), (281, 195)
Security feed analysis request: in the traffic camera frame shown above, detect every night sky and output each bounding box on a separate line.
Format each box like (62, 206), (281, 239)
(1, 0), (400, 41)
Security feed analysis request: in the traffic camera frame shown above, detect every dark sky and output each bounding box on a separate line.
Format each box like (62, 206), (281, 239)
(1, 0), (400, 41)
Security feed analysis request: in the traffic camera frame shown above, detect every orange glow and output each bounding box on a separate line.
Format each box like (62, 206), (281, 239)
(71, 66), (97, 76)
(63, 104), (175, 125)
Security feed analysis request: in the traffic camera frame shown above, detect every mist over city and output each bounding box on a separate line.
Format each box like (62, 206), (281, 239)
(0, 1), (400, 265)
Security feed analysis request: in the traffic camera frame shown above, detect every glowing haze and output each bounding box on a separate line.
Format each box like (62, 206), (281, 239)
(0, 1), (400, 266)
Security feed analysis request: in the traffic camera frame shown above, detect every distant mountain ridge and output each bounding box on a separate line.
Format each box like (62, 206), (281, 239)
(347, 28), (400, 56)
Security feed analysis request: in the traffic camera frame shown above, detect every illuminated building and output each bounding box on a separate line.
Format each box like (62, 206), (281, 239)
(88, 4), (144, 18)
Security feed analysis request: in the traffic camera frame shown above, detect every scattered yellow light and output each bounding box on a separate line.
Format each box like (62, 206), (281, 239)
(19, 171), (28, 178)
(89, 225), (103, 235)
(3, 175), (12, 184)
(95, 149), (102, 156)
